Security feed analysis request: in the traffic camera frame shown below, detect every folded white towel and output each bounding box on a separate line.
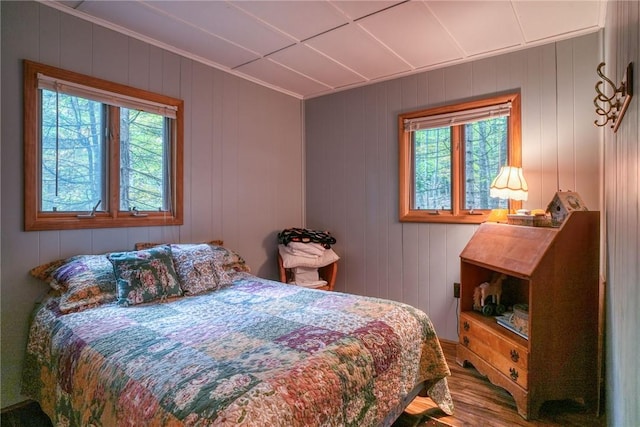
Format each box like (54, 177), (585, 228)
(279, 244), (340, 268)
(292, 280), (328, 289)
(292, 266), (320, 283)
(286, 242), (326, 257)
(280, 243), (319, 259)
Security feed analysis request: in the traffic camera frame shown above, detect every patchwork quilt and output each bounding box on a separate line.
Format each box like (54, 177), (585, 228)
(23, 275), (453, 426)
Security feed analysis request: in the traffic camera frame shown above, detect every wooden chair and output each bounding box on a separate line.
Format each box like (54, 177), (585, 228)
(277, 253), (337, 291)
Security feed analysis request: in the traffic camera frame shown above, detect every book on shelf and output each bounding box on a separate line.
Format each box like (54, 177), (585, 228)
(496, 314), (529, 340)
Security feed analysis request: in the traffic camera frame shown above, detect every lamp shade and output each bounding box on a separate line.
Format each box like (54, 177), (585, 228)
(490, 166), (528, 201)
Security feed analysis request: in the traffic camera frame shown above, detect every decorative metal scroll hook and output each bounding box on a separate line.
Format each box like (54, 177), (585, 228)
(593, 62), (633, 132)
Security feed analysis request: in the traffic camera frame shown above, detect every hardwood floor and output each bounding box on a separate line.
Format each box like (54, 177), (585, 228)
(404, 340), (606, 427)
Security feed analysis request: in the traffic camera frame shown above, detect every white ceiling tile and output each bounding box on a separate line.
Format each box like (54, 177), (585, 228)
(77, 1), (258, 68)
(513, 1), (602, 42)
(358, 1), (463, 69)
(49, 0), (606, 98)
(330, 1), (404, 20)
(306, 23), (410, 80)
(269, 44), (365, 88)
(236, 58), (331, 97)
(147, 1), (296, 55)
(233, 1), (348, 41)
(426, 1), (524, 56)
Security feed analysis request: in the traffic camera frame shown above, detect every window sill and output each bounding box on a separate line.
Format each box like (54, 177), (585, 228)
(399, 211), (490, 224)
(24, 213), (183, 231)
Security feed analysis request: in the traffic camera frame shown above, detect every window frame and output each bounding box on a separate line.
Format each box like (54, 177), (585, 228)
(398, 92), (522, 224)
(24, 60), (184, 231)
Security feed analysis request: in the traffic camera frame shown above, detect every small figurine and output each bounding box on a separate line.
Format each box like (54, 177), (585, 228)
(473, 273), (507, 316)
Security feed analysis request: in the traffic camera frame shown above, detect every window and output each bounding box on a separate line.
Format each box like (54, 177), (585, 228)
(24, 60), (183, 231)
(398, 92), (521, 223)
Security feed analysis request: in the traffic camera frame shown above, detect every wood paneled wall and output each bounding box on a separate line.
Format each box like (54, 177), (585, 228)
(0, 1), (303, 406)
(603, 1), (640, 424)
(305, 33), (601, 343)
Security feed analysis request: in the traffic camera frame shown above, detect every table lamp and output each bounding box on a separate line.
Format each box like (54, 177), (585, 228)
(487, 166), (528, 222)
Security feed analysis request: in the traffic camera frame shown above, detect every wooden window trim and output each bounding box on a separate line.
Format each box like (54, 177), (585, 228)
(23, 60), (184, 231)
(399, 92), (522, 224)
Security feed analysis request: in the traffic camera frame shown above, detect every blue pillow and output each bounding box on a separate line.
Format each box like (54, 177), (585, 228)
(108, 245), (182, 306)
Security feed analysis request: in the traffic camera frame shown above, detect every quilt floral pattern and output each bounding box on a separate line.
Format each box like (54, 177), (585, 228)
(23, 276), (453, 426)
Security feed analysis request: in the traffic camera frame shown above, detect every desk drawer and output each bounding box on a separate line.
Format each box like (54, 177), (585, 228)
(460, 312), (529, 388)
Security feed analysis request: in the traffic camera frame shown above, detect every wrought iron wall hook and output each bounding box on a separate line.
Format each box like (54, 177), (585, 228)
(593, 62), (633, 132)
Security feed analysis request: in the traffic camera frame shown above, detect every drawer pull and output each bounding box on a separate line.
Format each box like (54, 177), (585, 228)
(510, 349), (519, 362)
(463, 336), (469, 346)
(509, 367), (519, 382)
(463, 321), (470, 331)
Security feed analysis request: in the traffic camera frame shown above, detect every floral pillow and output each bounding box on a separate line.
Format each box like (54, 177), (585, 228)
(134, 240), (223, 251)
(30, 258), (70, 291)
(134, 241), (251, 274)
(207, 245), (251, 274)
(170, 244), (232, 295)
(30, 255), (117, 313)
(108, 245), (182, 306)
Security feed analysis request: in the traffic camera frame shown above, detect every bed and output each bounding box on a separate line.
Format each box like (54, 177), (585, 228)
(22, 243), (453, 426)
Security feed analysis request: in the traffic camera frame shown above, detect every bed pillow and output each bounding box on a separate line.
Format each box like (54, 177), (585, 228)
(108, 245), (182, 306)
(134, 239), (224, 251)
(30, 258), (71, 291)
(134, 241), (251, 274)
(170, 244), (232, 295)
(208, 245), (251, 274)
(30, 255), (118, 313)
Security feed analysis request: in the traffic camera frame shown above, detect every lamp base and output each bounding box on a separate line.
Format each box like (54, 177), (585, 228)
(487, 208), (509, 223)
